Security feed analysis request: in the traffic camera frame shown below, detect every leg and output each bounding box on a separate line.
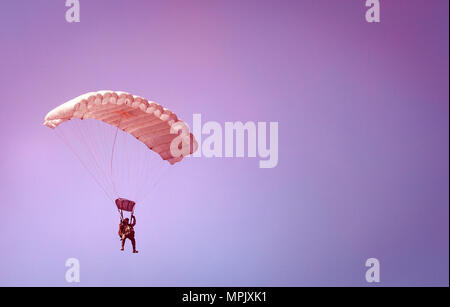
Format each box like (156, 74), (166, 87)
(129, 235), (138, 253)
(121, 236), (126, 251)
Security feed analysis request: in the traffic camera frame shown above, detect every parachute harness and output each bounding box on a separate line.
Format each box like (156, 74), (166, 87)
(118, 207), (135, 223)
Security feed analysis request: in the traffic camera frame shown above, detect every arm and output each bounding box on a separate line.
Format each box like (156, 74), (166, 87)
(131, 215), (136, 226)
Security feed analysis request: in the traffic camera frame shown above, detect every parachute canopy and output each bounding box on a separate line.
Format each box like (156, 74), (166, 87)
(44, 90), (197, 164)
(44, 90), (197, 203)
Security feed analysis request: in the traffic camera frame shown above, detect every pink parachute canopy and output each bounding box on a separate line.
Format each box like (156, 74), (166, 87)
(44, 90), (197, 164)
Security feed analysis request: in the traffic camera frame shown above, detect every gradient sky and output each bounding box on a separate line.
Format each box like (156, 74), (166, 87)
(0, 0), (448, 286)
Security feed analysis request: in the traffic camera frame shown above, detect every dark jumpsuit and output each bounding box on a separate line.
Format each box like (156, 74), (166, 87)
(120, 216), (137, 251)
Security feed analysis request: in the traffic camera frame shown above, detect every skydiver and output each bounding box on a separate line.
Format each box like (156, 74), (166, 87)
(119, 215), (138, 253)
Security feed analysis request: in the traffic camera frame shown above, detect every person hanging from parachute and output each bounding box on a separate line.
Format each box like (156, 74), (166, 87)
(116, 198), (138, 253)
(44, 91), (198, 253)
(119, 216), (137, 253)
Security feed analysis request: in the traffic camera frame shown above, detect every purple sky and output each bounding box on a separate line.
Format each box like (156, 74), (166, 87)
(0, 0), (448, 286)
